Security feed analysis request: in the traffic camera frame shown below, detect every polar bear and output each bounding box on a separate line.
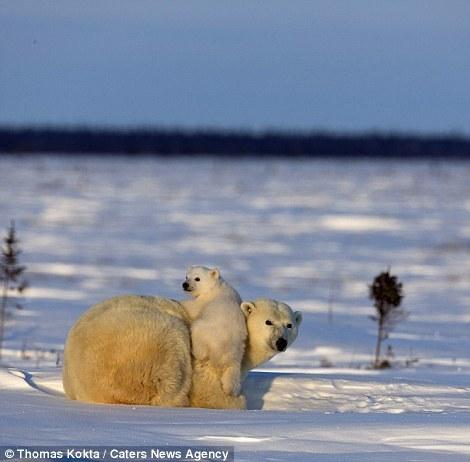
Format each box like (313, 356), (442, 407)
(190, 298), (302, 409)
(181, 266), (246, 396)
(62, 296), (302, 409)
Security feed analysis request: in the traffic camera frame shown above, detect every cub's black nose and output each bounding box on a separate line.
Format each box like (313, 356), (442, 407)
(276, 338), (288, 352)
(182, 281), (189, 290)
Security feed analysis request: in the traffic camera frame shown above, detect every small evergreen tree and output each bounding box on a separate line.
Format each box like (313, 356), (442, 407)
(0, 221), (28, 361)
(369, 270), (405, 368)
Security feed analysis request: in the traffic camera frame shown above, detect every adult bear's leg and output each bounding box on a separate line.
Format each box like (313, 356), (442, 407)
(148, 321), (192, 407)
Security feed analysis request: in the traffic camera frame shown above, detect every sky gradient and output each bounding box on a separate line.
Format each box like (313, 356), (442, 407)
(1, 1), (470, 133)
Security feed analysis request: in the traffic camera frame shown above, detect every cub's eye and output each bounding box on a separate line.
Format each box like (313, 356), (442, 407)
(265, 320), (273, 326)
(195, 277), (200, 282)
(286, 323), (292, 329)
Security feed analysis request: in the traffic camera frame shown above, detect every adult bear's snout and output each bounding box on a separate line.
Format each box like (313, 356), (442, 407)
(276, 337), (288, 352)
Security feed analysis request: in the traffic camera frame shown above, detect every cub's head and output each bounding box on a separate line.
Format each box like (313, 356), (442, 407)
(182, 265), (220, 298)
(241, 298), (302, 366)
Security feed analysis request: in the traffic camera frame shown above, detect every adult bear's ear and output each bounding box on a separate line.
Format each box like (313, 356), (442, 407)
(241, 301), (256, 317)
(294, 311), (303, 326)
(210, 268), (220, 279)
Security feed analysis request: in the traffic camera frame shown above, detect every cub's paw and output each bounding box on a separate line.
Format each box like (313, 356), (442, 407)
(221, 370), (241, 396)
(191, 341), (209, 361)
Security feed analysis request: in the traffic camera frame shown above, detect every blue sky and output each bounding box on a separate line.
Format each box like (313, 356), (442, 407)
(1, 1), (470, 133)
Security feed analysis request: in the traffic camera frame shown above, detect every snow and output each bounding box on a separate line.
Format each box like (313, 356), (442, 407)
(1, 155), (470, 461)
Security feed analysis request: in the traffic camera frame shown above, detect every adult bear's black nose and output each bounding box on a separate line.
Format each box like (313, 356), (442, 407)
(182, 281), (189, 290)
(276, 338), (288, 352)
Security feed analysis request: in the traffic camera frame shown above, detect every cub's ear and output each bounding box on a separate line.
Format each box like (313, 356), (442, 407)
(241, 301), (256, 317)
(210, 268), (220, 279)
(294, 311), (303, 326)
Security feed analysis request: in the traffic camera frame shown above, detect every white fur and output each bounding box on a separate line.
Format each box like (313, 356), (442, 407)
(62, 295), (302, 409)
(181, 266), (247, 396)
(240, 298), (303, 377)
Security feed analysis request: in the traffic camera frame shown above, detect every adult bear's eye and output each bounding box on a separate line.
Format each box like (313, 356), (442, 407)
(286, 323), (292, 328)
(195, 277), (200, 282)
(265, 320), (273, 326)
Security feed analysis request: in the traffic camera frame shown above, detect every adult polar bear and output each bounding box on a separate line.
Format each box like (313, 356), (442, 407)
(63, 295), (302, 409)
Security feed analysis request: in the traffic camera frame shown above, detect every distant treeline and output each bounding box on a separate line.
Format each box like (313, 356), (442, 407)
(1, 126), (470, 158)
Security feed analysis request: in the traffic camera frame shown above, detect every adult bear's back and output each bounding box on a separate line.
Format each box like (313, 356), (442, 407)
(62, 295), (192, 406)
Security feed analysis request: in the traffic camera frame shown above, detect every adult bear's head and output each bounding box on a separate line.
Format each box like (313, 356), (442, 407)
(240, 298), (302, 370)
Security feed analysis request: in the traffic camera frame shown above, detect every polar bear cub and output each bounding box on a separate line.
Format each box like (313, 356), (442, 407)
(181, 266), (247, 396)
